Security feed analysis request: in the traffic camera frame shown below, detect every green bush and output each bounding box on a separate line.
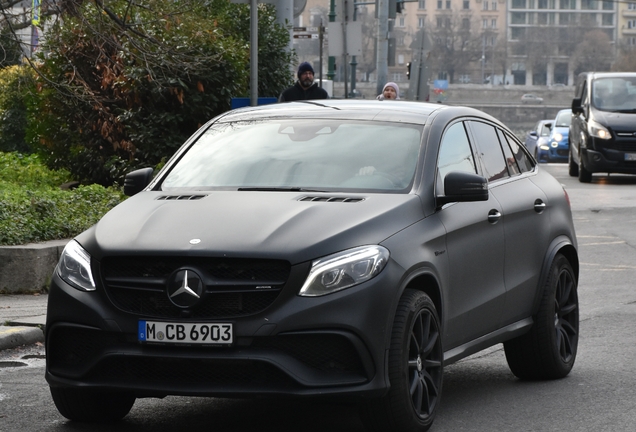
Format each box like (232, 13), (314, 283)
(0, 66), (36, 153)
(0, 152), (125, 245)
(29, 0), (294, 186)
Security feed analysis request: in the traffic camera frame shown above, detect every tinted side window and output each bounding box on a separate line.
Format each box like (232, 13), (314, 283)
(468, 121), (508, 182)
(436, 122), (476, 194)
(499, 129), (534, 173)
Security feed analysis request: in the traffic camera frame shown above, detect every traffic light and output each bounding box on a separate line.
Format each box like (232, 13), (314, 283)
(406, 62), (411, 80)
(389, 0), (404, 19)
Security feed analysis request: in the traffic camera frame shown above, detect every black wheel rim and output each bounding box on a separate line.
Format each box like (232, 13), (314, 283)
(407, 308), (442, 419)
(554, 268), (578, 363)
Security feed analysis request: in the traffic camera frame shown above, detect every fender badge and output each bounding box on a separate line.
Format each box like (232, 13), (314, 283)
(189, 239), (201, 245)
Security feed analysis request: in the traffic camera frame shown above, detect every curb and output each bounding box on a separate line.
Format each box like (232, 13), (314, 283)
(0, 325), (45, 351)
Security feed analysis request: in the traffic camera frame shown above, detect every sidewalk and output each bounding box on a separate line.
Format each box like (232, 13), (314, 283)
(0, 293), (47, 350)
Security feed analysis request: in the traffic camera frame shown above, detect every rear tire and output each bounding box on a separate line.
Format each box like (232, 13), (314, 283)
(50, 387), (135, 422)
(360, 290), (443, 432)
(504, 254), (579, 380)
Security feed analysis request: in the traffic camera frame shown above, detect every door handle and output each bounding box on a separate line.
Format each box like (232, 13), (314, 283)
(488, 209), (501, 224)
(534, 199), (546, 213)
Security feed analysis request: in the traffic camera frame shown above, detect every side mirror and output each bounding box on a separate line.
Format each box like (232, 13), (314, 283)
(571, 97), (583, 115)
(529, 131), (538, 138)
(123, 167), (154, 196)
(437, 171), (488, 207)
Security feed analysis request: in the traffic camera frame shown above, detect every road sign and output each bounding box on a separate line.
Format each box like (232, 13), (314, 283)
(293, 34), (313, 39)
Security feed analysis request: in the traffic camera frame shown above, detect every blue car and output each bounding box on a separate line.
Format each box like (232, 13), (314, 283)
(537, 109), (571, 163)
(524, 119), (553, 160)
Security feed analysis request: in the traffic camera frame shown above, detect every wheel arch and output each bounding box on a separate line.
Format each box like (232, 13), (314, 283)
(533, 236), (579, 314)
(400, 271), (444, 327)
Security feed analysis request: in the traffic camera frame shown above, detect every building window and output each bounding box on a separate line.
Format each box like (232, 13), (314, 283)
(581, 0), (598, 10)
(601, 13), (613, 26)
(483, 1), (488, 10)
(393, 72), (403, 82)
(419, 17), (426, 27)
(462, 18), (470, 29)
(627, 37), (636, 45)
(511, 0), (526, 8)
(491, 19), (497, 28)
(459, 74), (471, 83)
(463, 0), (469, 9)
(437, 17), (443, 28)
(398, 17), (405, 26)
(629, 2), (636, 10)
(437, 0), (442, 8)
(602, 0), (613, 10)
(492, 1), (497, 10)
(511, 27), (525, 40)
(483, 18), (488, 28)
(511, 12), (526, 25)
(629, 20), (636, 29)
(419, 0), (426, 9)
(538, 0), (548, 8)
(560, 0), (576, 8)
(446, 0), (451, 9)
(398, 54), (405, 65)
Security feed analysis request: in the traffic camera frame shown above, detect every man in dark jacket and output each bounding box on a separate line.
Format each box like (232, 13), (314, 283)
(279, 62), (329, 102)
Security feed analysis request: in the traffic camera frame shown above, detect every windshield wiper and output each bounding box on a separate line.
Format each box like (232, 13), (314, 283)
(237, 187), (327, 192)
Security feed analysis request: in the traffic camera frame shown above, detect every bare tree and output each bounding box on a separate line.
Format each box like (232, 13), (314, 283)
(428, 11), (481, 84)
(571, 29), (614, 75)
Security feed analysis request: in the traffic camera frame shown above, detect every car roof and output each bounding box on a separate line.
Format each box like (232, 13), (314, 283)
(213, 99), (498, 126)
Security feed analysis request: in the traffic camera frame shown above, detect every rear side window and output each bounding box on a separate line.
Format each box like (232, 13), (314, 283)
(500, 130), (534, 173)
(468, 121), (508, 182)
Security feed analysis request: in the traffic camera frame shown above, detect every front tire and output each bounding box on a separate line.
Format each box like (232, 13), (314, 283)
(360, 290), (443, 432)
(578, 155), (592, 183)
(504, 254), (579, 380)
(568, 149), (578, 177)
(50, 387), (136, 422)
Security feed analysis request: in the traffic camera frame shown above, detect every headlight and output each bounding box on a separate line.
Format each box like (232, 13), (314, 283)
(588, 120), (611, 140)
(553, 133), (563, 142)
(57, 240), (96, 292)
(299, 246), (390, 297)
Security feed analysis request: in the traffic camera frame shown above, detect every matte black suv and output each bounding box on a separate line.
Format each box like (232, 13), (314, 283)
(46, 100), (579, 432)
(569, 72), (636, 182)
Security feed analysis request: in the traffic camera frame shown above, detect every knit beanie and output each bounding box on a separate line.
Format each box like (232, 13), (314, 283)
(297, 62), (315, 79)
(383, 82), (400, 99)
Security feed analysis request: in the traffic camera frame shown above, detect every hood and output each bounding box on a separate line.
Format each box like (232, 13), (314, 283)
(592, 109), (636, 132)
(84, 191), (424, 265)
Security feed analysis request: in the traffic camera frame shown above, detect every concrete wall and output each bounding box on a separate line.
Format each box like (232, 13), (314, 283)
(0, 240), (69, 294)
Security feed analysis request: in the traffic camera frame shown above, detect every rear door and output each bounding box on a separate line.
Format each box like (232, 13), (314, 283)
(467, 121), (550, 325)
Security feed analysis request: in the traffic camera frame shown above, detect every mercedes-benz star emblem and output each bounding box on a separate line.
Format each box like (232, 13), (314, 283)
(167, 269), (204, 308)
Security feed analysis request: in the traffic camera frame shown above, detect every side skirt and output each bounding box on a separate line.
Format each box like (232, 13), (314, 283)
(443, 318), (534, 366)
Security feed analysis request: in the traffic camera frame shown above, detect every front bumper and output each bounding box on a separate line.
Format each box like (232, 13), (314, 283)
(582, 145), (636, 174)
(45, 260), (401, 399)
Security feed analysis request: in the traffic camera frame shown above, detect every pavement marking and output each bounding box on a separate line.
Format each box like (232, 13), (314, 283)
(580, 262), (636, 271)
(579, 241), (627, 246)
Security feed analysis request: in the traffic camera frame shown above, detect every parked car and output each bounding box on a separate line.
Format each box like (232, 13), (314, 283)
(537, 109), (571, 163)
(46, 100), (580, 432)
(569, 72), (636, 182)
(521, 93), (544, 104)
(524, 119), (553, 160)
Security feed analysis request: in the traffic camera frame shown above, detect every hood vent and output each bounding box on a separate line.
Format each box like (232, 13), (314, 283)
(299, 196), (365, 203)
(156, 194), (207, 201)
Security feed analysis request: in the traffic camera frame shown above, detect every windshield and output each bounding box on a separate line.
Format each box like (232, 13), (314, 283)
(554, 110), (571, 128)
(161, 119), (422, 192)
(591, 77), (636, 112)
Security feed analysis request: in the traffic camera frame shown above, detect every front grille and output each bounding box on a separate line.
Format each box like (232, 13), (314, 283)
(100, 256), (290, 319)
(253, 334), (365, 375)
(91, 357), (300, 390)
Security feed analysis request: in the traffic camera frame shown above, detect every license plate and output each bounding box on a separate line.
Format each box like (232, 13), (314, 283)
(625, 153), (636, 161)
(138, 321), (233, 345)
